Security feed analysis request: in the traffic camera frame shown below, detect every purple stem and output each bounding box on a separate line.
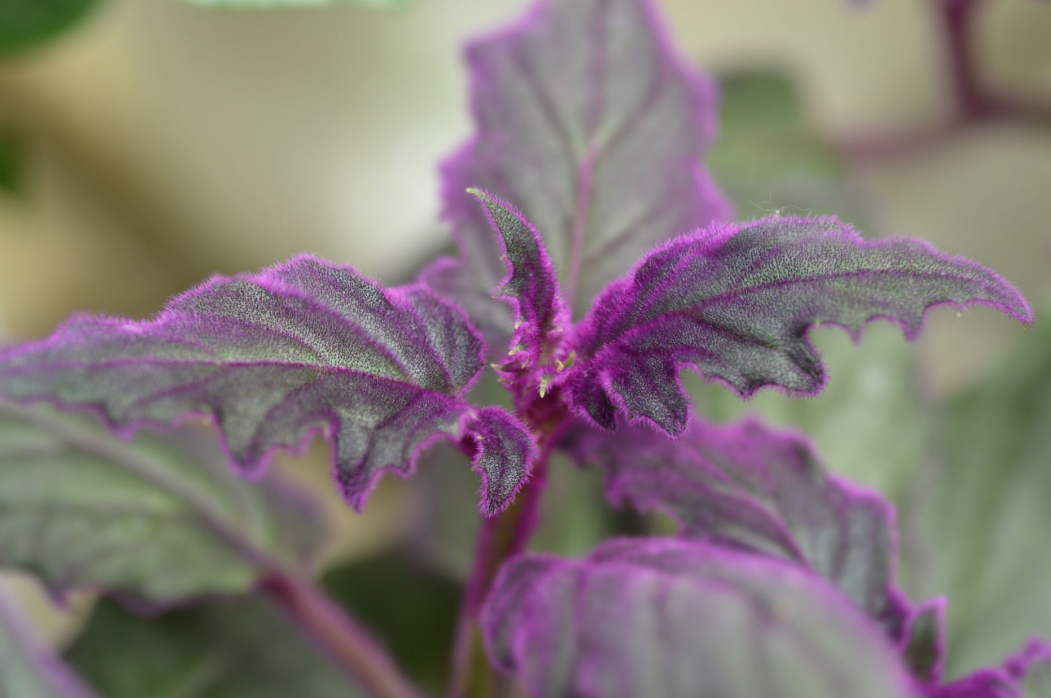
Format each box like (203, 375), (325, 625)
(939, 0), (992, 120)
(835, 0), (1051, 163)
(260, 572), (426, 698)
(449, 396), (568, 698)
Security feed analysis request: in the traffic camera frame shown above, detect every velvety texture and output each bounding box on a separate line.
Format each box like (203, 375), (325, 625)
(468, 189), (567, 365)
(561, 416), (904, 627)
(0, 400), (323, 604)
(563, 215), (1033, 435)
(0, 255), (535, 516)
(0, 584), (101, 698)
(481, 537), (917, 698)
(465, 407), (539, 516)
(422, 0), (729, 352)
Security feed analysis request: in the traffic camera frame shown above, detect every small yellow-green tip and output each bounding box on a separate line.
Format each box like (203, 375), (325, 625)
(466, 187), (485, 198)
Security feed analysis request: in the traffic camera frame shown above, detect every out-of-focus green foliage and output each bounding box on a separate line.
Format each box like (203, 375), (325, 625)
(0, 128), (24, 195)
(0, 0), (101, 55)
(66, 597), (366, 698)
(0, 402), (325, 605)
(687, 324), (928, 498)
(322, 551), (461, 692)
(166, 0), (411, 10)
(908, 303), (1051, 678)
(707, 71), (869, 227)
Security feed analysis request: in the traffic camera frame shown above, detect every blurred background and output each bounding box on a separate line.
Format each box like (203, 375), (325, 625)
(0, 0), (1049, 690)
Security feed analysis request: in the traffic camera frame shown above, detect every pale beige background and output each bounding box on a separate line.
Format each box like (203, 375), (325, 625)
(0, 0), (1049, 645)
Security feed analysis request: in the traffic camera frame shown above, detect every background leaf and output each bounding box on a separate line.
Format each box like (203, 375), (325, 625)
(0, 126), (25, 196)
(321, 550), (460, 693)
(0, 400), (324, 605)
(707, 70), (869, 227)
(482, 538), (916, 698)
(905, 301), (1051, 678)
(0, 583), (100, 698)
(0, 0), (102, 55)
(425, 0), (729, 350)
(561, 417), (905, 630)
(65, 595), (367, 698)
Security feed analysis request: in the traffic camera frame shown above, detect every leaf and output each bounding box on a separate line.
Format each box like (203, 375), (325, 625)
(907, 301), (1051, 677)
(0, 400), (323, 604)
(65, 595), (367, 698)
(686, 323), (928, 499)
(922, 640), (1051, 698)
(904, 599), (948, 684)
(467, 189), (568, 364)
(0, 0), (102, 55)
(0, 583), (100, 698)
(321, 550), (461, 692)
(563, 215), (1032, 435)
(424, 0), (729, 349)
(0, 255), (536, 516)
(481, 538), (917, 698)
(561, 416), (907, 631)
(464, 407), (538, 516)
(165, 0), (411, 9)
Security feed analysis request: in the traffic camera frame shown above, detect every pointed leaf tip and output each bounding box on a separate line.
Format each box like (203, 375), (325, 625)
(564, 215), (1033, 435)
(423, 0), (729, 356)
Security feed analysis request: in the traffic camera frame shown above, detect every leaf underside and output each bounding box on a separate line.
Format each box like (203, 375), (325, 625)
(482, 538), (916, 698)
(565, 215), (1032, 435)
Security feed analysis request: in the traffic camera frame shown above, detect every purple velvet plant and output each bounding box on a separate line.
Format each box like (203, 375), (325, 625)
(0, 0), (1047, 697)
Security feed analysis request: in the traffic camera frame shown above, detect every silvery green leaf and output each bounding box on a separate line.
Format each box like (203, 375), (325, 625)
(0, 400), (323, 604)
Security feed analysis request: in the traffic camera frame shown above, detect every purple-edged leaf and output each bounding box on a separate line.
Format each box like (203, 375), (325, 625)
(561, 416), (903, 626)
(923, 640), (1051, 698)
(482, 538), (917, 698)
(0, 583), (100, 698)
(904, 599), (948, 684)
(0, 400), (323, 604)
(564, 215), (1032, 435)
(0, 255), (535, 515)
(426, 0), (729, 347)
(467, 189), (567, 364)
(465, 407), (538, 516)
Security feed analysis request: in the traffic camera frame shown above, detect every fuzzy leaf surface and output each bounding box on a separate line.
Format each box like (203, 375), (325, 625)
(564, 215), (1032, 435)
(426, 0), (729, 348)
(562, 417), (904, 627)
(0, 0), (101, 55)
(482, 538), (916, 698)
(0, 584), (100, 698)
(0, 401), (323, 604)
(468, 189), (567, 362)
(0, 255), (534, 515)
(66, 596), (366, 698)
